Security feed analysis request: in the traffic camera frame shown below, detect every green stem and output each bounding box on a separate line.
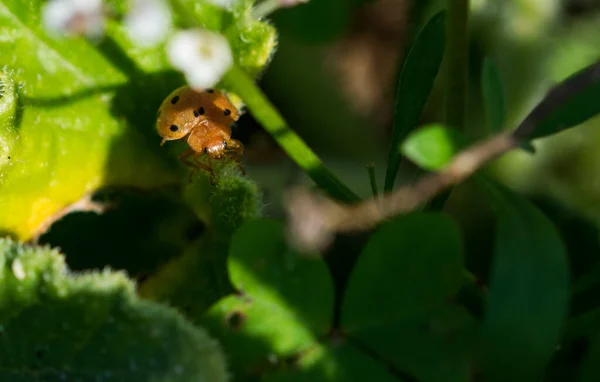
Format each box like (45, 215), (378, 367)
(223, 65), (360, 203)
(432, 0), (470, 211)
(252, 0), (282, 19)
(366, 163), (379, 199)
(444, 0), (469, 132)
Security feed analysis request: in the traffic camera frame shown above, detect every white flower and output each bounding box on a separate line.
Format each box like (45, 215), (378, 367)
(166, 29), (233, 90)
(124, 0), (172, 47)
(42, 0), (106, 40)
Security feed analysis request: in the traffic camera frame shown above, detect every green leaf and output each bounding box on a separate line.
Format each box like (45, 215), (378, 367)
(580, 332), (600, 382)
(400, 123), (468, 171)
(349, 306), (477, 382)
(263, 341), (398, 382)
(342, 212), (464, 331)
(202, 218), (334, 378)
(341, 213), (471, 381)
(533, 82), (600, 140)
(0, 70), (178, 239)
(0, 238), (228, 382)
(515, 61), (600, 141)
(384, 10), (446, 192)
(481, 57), (506, 134)
(478, 177), (569, 382)
(0, 0), (192, 239)
(0, 1), (126, 98)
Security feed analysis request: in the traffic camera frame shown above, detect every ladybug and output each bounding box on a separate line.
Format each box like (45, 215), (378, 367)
(156, 86), (244, 183)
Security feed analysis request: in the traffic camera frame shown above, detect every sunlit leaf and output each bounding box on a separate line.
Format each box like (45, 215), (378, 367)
(400, 123), (467, 171)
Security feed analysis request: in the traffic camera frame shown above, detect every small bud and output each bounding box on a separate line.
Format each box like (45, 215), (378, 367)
(42, 0), (107, 40)
(166, 29), (233, 91)
(124, 0), (173, 47)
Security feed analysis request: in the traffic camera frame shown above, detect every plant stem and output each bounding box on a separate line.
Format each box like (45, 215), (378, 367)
(445, 0), (469, 132)
(432, 0), (470, 211)
(223, 65), (360, 203)
(366, 163), (379, 199)
(252, 0), (282, 19)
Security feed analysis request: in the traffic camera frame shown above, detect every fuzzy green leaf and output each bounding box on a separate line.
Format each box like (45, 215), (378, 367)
(478, 177), (569, 382)
(384, 10), (446, 191)
(0, 238), (228, 382)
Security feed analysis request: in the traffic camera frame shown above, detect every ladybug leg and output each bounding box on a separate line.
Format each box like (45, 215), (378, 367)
(193, 153), (217, 185)
(224, 139), (246, 175)
(179, 149), (198, 183)
(179, 149), (215, 184)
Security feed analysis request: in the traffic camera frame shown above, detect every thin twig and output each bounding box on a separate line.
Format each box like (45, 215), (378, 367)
(285, 132), (517, 252)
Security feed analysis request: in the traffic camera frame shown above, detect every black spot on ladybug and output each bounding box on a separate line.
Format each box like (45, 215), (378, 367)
(170, 125), (179, 132)
(193, 110), (199, 117)
(198, 107), (205, 116)
(170, 95), (180, 104)
(206, 89), (214, 93)
(224, 109), (231, 116)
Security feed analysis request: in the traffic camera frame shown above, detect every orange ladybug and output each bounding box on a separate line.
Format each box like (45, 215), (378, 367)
(156, 86), (244, 183)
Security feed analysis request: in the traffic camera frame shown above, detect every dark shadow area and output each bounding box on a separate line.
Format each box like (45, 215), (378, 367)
(531, 197), (600, 280)
(38, 186), (202, 277)
(323, 231), (374, 329)
(0, 230), (17, 241)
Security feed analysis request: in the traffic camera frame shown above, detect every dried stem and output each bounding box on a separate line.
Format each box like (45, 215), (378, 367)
(285, 132), (517, 252)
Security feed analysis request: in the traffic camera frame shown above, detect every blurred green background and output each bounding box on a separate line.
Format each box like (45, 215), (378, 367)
(237, 0), (600, 225)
